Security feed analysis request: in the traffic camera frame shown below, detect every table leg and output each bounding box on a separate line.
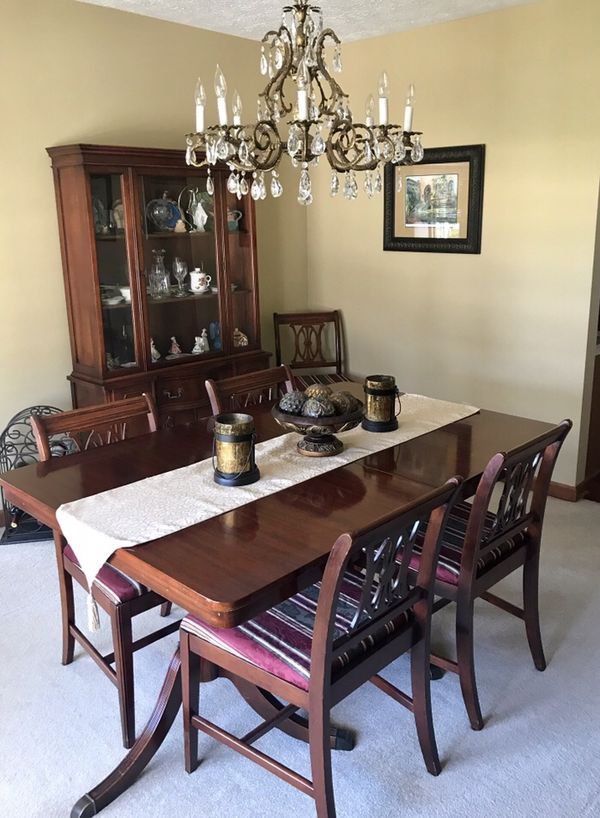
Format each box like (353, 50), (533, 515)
(229, 676), (355, 751)
(71, 647), (182, 818)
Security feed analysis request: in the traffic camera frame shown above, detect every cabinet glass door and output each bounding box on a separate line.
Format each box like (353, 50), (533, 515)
(139, 173), (224, 363)
(225, 189), (259, 350)
(92, 173), (137, 372)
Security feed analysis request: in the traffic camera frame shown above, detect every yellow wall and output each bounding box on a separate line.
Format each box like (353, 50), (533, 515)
(306, 0), (600, 485)
(0, 0), (306, 424)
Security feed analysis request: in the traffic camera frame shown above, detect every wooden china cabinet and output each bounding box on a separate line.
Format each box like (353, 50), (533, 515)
(47, 144), (269, 426)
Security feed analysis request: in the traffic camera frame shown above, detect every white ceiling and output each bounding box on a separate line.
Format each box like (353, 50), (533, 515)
(78, 0), (535, 42)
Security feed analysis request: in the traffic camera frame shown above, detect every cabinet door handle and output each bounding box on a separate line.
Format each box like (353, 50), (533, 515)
(163, 387), (183, 400)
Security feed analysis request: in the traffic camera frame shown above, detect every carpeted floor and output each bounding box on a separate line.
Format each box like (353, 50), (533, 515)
(1, 496), (599, 818)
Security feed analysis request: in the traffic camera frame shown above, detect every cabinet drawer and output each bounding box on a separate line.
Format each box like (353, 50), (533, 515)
(156, 376), (207, 407)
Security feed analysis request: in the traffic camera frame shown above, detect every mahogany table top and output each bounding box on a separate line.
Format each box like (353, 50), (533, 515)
(0, 403), (552, 628)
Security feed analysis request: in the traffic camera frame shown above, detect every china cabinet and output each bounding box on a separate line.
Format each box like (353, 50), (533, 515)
(47, 144), (269, 426)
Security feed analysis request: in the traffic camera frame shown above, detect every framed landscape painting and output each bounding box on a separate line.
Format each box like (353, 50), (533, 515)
(383, 144), (485, 253)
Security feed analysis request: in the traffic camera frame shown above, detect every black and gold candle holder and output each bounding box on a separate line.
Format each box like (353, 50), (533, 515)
(213, 413), (260, 487)
(361, 375), (401, 432)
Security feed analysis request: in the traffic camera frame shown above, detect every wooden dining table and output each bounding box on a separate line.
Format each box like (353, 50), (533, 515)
(0, 392), (554, 818)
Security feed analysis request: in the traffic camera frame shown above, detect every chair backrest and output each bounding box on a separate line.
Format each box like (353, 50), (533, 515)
(273, 310), (345, 375)
(310, 477), (462, 696)
(30, 394), (158, 462)
(460, 419), (572, 579)
(205, 365), (295, 415)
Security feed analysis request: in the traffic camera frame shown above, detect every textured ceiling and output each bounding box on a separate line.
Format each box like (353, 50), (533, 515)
(78, 0), (534, 42)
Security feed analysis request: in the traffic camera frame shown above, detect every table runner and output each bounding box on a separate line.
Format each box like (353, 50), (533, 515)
(56, 394), (478, 628)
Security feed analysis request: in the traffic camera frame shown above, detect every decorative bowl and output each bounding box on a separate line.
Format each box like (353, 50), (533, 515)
(271, 402), (364, 457)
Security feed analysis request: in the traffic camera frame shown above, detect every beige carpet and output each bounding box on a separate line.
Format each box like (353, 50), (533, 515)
(0, 496), (599, 818)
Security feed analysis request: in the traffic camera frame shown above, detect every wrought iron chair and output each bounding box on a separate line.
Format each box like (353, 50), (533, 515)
(411, 420), (572, 730)
(180, 477), (462, 818)
(205, 364), (295, 415)
(273, 310), (352, 389)
(0, 405), (64, 544)
(30, 394), (181, 748)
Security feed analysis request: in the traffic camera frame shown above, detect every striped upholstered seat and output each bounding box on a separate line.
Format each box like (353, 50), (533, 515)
(182, 568), (411, 691)
(293, 372), (354, 390)
(409, 501), (524, 586)
(64, 544), (147, 604)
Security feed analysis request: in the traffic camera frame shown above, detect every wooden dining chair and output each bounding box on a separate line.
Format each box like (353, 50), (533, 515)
(180, 477), (462, 818)
(273, 310), (353, 389)
(30, 394), (181, 748)
(410, 419), (572, 731)
(205, 364), (295, 415)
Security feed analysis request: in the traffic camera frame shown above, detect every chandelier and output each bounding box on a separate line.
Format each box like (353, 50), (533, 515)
(185, 0), (424, 205)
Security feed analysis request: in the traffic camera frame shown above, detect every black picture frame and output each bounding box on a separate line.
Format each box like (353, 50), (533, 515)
(383, 144), (485, 253)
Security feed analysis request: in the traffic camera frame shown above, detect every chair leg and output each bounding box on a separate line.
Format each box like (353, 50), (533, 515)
(181, 630), (200, 774)
(522, 552), (546, 671)
(58, 565), (76, 665)
(309, 700), (336, 818)
(456, 599), (484, 731)
(110, 604), (136, 749)
(410, 639), (441, 775)
(160, 601), (172, 617)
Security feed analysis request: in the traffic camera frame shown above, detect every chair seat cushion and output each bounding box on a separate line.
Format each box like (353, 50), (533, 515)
(182, 569), (411, 691)
(410, 501), (524, 586)
(64, 544), (147, 604)
(293, 373), (353, 390)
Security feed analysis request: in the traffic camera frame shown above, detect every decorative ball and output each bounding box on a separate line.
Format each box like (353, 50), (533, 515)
(278, 390), (308, 415)
(330, 392), (353, 415)
(338, 391), (362, 412)
(304, 384), (332, 400)
(302, 397), (336, 418)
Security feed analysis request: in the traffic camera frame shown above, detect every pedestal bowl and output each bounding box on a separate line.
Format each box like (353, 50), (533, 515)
(271, 403), (364, 457)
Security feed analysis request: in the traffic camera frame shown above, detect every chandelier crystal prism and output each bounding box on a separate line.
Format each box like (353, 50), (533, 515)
(185, 0), (424, 204)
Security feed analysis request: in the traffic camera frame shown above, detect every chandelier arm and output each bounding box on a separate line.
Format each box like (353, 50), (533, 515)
(326, 123), (379, 173)
(260, 26), (294, 116)
(314, 28), (346, 116)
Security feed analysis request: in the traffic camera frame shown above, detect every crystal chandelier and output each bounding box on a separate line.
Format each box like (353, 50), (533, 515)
(185, 0), (424, 205)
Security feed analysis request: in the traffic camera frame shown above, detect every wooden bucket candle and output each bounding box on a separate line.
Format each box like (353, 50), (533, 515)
(213, 413), (260, 486)
(362, 375), (401, 432)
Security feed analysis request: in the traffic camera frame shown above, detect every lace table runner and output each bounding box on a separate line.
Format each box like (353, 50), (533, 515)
(56, 394), (478, 622)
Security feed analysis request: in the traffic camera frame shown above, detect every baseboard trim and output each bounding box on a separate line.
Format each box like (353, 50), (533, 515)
(550, 470), (600, 502)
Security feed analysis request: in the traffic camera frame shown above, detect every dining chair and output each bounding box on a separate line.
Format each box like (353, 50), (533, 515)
(30, 394), (181, 748)
(273, 310), (353, 389)
(180, 476), (462, 818)
(411, 419), (572, 731)
(205, 364), (295, 415)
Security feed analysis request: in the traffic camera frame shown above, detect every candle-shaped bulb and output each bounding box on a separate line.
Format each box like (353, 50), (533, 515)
(195, 78), (206, 133)
(214, 64), (228, 126)
(377, 71), (389, 126)
(214, 65), (227, 98)
(195, 78), (206, 105)
(378, 71), (389, 98)
(365, 93), (375, 127)
(232, 90), (243, 125)
(403, 83), (415, 132)
(296, 58), (310, 90)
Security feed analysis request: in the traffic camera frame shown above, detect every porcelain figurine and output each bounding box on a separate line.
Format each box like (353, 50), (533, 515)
(150, 338), (161, 362)
(173, 218), (187, 233)
(200, 327), (209, 352)
(169, 336), (182, 355)
(192, 335), (203, 354)
(233, 327), (249, 347)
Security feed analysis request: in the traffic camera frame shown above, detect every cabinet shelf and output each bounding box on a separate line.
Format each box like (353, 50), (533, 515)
(144, 230), (214, 240)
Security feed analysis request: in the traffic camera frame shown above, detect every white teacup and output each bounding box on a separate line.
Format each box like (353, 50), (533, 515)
(119, 286), (131, 302)
(190, 269), (211, 293)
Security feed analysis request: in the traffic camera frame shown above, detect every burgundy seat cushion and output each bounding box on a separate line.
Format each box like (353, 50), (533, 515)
(182, 568), (411, 691)
(64, 544), (147, 604)
(410, 501), (524, 586)
(294, 373), (353, 390)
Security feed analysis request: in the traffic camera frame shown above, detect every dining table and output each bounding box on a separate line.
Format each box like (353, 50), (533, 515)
(0, 386), (554, 818)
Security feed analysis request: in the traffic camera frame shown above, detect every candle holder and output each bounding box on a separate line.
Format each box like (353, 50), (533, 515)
(213, 413), (260, 486)
(361, 375), (401, 432)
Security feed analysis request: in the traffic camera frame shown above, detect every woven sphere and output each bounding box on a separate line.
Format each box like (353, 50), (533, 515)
(338, 391), (362, 412)
(330, 392), (353, 415)
(278, 390), (308, 415)
(302, 397), (336, 418)
(304, 384), (332, 400)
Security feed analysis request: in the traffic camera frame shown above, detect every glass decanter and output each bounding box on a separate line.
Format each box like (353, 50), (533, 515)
(150, 248), (169, 299)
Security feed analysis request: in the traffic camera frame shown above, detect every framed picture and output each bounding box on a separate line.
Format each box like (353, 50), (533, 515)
(383, 144), (485, 253)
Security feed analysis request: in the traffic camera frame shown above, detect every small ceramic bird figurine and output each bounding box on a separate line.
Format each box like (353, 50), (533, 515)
(169, 336), (182, 355)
